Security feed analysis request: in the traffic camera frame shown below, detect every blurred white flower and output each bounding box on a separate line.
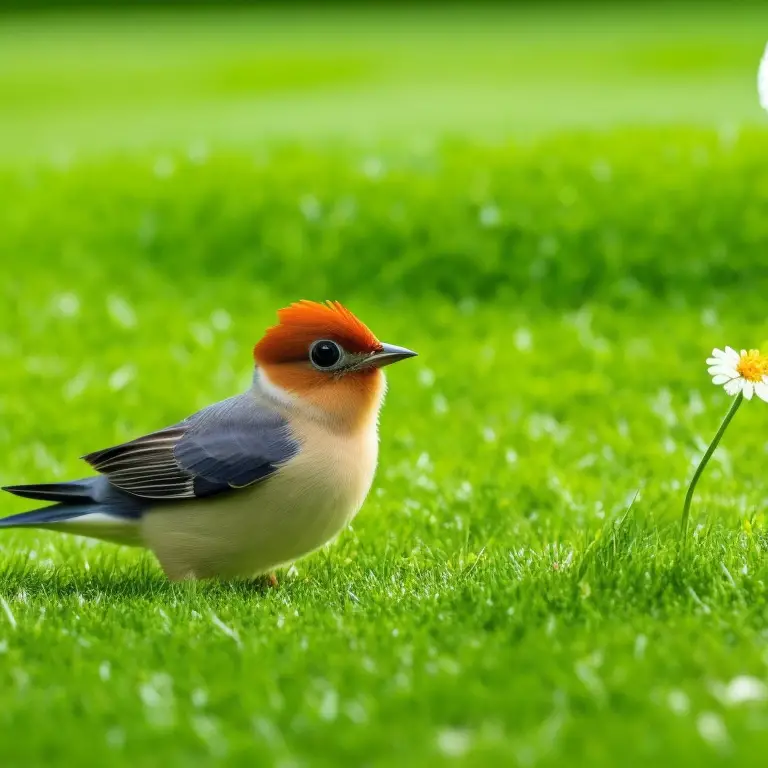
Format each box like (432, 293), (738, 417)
(707, 346), (768, 401)
(759, 42), (768, 112)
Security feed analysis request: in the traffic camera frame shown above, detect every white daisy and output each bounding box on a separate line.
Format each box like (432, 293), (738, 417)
(760, 42), (768, 113)
(707, 346), (768, 401)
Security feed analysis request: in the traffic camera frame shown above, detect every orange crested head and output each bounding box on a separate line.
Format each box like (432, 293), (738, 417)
(254, 300), (382, 366)
(253, 301), (416, 426)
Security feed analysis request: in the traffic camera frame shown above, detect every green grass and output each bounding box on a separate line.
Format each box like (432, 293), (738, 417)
(1, 3), (767, 161)
(2, 4), (768, 766)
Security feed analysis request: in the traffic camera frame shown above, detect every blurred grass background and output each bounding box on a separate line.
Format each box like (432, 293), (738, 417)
(1, 3), (767, 161)
(2, 3), (768, 766)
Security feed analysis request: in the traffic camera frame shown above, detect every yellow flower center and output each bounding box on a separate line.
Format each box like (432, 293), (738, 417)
(736, 349), (768, 382)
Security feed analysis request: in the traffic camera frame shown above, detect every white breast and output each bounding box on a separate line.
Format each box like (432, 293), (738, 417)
(140, 417), (380, 580)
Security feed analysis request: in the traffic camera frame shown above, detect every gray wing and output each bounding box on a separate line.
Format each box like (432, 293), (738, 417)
(82, 394), (299, 501)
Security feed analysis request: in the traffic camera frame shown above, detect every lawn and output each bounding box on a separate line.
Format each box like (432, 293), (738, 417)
(1, 4), (768, 766)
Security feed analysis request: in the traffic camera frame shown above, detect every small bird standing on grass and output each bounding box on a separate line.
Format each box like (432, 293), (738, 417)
(0, 301), (416, 581)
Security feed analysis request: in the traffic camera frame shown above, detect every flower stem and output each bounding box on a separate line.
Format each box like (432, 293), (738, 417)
(680, 391), (743, 545)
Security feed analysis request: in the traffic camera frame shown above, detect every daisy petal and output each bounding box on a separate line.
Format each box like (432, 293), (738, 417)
(711, 374), (732, 385)
(724, 379), (742, 396)
(708, 365), (736, 377)
(756, 381), (768, 402)
(710, 348), (727, 360)
(725, 346), (740, 361)
(744, 381), (755, 400)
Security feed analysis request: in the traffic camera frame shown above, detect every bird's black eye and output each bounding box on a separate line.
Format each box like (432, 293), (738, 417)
(310, 340), (342, 369)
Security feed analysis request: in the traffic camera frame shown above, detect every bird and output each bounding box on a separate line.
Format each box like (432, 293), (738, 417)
(0, 300), (417, 581)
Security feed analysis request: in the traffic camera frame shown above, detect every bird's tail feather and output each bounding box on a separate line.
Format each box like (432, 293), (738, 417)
(2, 479), (98, 504)
(0, 502), (143, 547)
(0, 503), (94, 527)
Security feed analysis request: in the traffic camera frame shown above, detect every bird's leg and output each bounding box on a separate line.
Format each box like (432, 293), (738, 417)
(247, 572), (278, 591)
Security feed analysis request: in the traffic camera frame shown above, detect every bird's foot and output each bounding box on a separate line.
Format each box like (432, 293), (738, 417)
(248, 572), (278, 591)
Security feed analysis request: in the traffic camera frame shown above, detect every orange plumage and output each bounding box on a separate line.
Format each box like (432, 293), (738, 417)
(254, 301), (381, 366)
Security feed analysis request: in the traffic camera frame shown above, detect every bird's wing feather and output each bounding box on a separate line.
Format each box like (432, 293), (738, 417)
(83, 394), (299, 500)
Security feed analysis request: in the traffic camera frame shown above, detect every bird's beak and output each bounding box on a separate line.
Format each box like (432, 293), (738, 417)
(363, 342), (418, 369)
